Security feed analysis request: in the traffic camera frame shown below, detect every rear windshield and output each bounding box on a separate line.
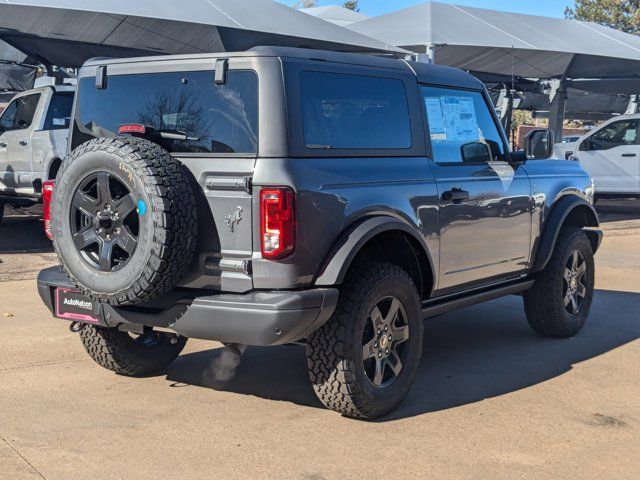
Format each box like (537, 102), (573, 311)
(72, 70), (258, 154)
(44, 92), (74, 130)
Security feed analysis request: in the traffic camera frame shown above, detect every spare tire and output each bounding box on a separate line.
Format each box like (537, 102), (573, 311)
(52, 136), (197, 306)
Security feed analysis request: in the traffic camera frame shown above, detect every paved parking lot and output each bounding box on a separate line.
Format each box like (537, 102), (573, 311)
(1, 202), (639, 479)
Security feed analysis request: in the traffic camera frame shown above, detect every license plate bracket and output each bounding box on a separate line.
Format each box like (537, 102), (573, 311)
(55, 288), (100, 323)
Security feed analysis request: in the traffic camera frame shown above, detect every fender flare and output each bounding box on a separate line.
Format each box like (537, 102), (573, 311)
(47, 157), (63, 180)
(314, 216), (435, 287)
(532, 195), (600, 273)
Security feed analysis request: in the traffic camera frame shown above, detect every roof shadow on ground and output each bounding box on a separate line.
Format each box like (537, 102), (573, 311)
(0, 205), (54, 254)
(165, 289), (640, 421)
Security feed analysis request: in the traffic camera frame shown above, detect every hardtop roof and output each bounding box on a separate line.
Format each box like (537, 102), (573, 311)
(82, 46), (483, 89)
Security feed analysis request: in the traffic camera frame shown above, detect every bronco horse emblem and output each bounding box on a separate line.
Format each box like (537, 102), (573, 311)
(225, 206), (243, 233)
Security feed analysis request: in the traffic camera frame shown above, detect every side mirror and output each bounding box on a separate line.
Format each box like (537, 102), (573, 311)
(525, 128), (554, 160)
(461, 142), (492, 163)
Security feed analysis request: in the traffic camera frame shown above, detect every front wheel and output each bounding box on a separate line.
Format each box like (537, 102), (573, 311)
(79, 326), (186, 376)
(306, 262), (423, 419)
(524, 227), (595, 338)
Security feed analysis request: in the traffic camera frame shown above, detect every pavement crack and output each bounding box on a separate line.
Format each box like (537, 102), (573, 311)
(0, 358), (86, 372)
(0, 434), (47, 479)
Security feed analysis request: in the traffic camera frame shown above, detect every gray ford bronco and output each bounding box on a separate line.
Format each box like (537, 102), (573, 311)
(37, 47), (601, 419)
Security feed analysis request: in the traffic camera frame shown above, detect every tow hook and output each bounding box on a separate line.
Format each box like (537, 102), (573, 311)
(69, 321), (87, 333)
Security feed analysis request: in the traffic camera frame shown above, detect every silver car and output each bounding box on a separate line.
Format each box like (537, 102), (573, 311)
(0, 84), (75, 221)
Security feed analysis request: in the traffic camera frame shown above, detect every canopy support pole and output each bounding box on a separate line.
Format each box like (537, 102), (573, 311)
(626, 95), (640, 114)
(548, 76), (567, 142)
(497, 85), (514, 135)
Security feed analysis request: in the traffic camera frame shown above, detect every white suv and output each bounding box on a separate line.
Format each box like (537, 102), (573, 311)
(0, 84), (75, 221)
(568, 114), (640, 198)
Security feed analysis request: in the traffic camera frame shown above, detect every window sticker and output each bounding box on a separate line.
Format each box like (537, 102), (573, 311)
(426, 96), (480, 144)
(623, 128), (637, 144)
(425, 97), (445, 140)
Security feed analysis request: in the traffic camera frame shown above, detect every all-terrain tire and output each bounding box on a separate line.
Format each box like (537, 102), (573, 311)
(52, 136), (197, 306)
(79, 325), (187, 376)
(306, 262), (423, 419)
(524, 227), (595, 338)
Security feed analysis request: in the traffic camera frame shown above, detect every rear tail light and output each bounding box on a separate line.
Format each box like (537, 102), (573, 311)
(42, 180), (55, 240)
(260, 188), (295, 259)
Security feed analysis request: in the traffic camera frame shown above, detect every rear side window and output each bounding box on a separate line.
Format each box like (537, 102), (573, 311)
(44, 93), (74, 130)
(421, 86), (507, 163)
(14, 94), (40, 130)
(73, 70), (258, 154)
(300, 71), (411, 150)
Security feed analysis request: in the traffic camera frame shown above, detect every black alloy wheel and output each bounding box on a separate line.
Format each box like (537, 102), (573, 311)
(563, 250), (588, 315)
(361, 296), (410, 388)
(70, 171), (139, 272)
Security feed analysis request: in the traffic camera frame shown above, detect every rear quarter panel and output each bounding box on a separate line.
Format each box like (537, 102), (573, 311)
(251, 156), (439, 289)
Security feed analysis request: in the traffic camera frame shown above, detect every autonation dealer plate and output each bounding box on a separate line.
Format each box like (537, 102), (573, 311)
(55, 288), (100, 323)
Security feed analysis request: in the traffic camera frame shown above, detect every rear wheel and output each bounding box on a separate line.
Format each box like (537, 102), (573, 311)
(79, 325), (186, 376)
(306, 262), (423, 419)
(524, 227), (595, 338)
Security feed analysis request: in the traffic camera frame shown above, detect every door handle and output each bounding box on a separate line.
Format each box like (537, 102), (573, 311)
(0, 142), (6, 148)
(621, 153), (637, 157)
(442, 187), (470, 202)
(19, 139), (29, 147)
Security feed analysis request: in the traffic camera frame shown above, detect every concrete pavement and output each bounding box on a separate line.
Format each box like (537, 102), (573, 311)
(0, 205), (639, 479)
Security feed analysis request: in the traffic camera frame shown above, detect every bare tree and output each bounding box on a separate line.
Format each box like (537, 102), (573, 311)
(137, 88), (212, 144)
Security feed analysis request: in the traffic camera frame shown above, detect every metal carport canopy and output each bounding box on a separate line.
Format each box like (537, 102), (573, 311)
(300, 6), (369, 27)
(0, 0), (406, 68)
(349, 1), (640, 79)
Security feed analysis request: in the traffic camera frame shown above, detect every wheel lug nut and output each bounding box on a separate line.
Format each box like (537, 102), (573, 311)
(388, 335), (392, 341)
(378, 353), (382, 358)
(384, 325), (389, 331)
(385, 348), (390, 354)
(374, 342), (378, 348)
(377, 329), (381, 335)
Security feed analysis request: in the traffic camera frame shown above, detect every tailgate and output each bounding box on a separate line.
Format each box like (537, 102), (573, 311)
(174, 156), (255, 292)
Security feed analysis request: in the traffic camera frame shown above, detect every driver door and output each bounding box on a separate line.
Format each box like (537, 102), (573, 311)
(576, 118), (640, 194)
(421, 85), (532, 292)
(0, 93), (41, 191)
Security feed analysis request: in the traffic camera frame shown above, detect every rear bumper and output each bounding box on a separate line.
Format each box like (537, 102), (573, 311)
(37, 267), (339, 346)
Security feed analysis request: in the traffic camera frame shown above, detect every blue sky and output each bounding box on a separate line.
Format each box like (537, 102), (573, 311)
(280, 1), (568, 18)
